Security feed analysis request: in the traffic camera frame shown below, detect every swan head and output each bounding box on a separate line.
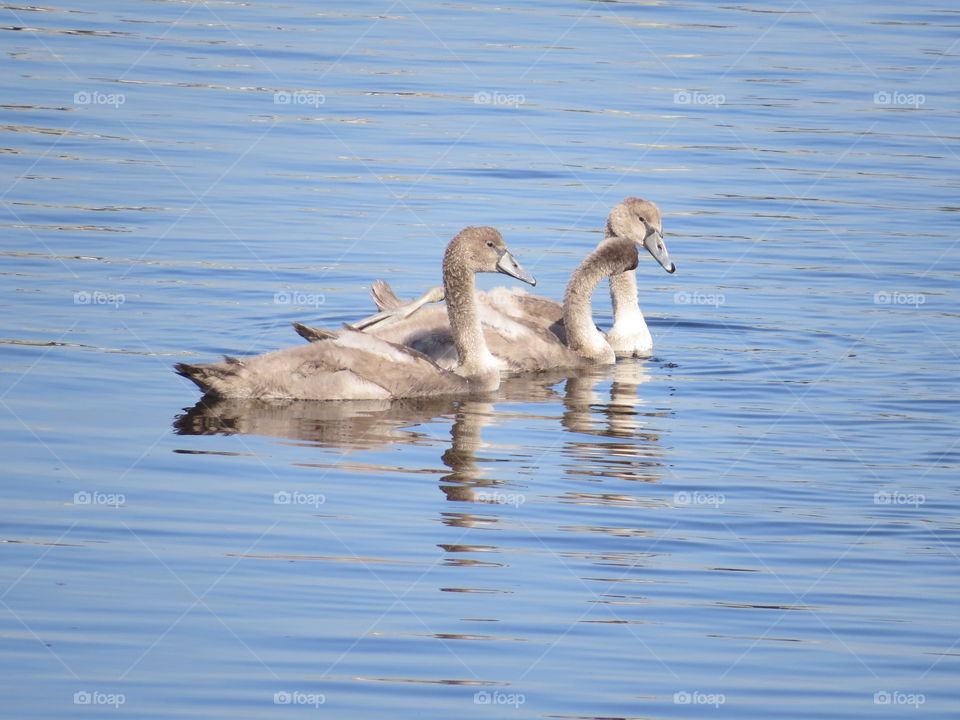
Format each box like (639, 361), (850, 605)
(447, 226), (537, 286)
(607, 197), (676, 274)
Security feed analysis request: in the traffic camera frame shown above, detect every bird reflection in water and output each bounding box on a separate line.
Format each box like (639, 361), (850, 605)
(560, 358), (670, 487)
(174, 361), (668, 515)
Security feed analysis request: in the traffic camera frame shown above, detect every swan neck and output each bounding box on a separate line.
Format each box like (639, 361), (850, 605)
(609, 269), (639, 317)
(564, 248), (617, 360)
(443, 253), (496, 381)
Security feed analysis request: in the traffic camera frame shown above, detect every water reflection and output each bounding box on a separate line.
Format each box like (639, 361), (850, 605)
(174, 394), (457, 449)
(561, 359), (670, 485)
(175, 361), (667, 503)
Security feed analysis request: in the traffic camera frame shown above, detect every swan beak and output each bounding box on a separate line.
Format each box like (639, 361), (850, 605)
(496, 249), (537, 286)
(643, 229), (676, 274)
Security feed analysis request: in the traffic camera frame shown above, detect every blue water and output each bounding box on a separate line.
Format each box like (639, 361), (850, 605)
(2, 1), (958, 718)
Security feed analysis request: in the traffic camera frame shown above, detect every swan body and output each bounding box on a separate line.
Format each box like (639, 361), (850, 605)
(298, 234), (642, 371)
(176, 227), (534, 400)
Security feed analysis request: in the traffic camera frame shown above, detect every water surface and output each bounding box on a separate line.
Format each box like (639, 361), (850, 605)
(2, 1), (958, 718)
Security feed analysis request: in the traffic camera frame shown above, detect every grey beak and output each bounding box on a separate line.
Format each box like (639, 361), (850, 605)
(643, 228), (676, 274)
(496, 249), (537, 286)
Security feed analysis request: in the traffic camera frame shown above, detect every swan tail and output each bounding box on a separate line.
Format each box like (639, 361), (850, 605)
(292, 322), (335, 342)
(174, 357), (243, 397)
(371, 279), (403, 311)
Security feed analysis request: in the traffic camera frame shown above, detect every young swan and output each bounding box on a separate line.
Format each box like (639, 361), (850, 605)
(471, 197), (674, 358)
(175, 227), (534, 400)
(604, 197), (676, 357)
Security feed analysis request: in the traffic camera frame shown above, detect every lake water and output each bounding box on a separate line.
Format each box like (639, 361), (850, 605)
(2, 1), (958, 717)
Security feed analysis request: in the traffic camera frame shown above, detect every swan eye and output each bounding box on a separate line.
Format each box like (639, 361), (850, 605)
(486, 241), (495, 248)
(638, 216), (646, 223)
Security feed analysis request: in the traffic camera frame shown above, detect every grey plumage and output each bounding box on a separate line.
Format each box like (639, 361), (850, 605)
(176, 227), (534, 400)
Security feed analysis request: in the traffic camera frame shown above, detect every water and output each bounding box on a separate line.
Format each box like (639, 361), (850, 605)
(2, 1), (958, 717)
